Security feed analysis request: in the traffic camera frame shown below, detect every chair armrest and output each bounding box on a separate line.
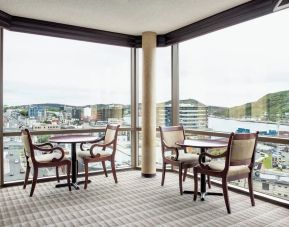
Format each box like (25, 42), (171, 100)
(35, 142), (53, 148)
(80, 136), (105, 151)
(89, 140), (115, 158)
(34, 143), (53, 154)
(198, 151), (226, 167)
(163, 141), (179, 161)
(33, 145), (65, 161)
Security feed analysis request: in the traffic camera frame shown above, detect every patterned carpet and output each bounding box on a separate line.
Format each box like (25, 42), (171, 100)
(0, 170), (288, 227)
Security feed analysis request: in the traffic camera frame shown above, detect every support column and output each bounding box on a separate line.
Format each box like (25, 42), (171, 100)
(141, 32), (156, 177)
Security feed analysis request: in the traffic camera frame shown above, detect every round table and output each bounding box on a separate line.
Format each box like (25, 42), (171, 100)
(176, 139), (227, 200)
(49, 135), (99, 190)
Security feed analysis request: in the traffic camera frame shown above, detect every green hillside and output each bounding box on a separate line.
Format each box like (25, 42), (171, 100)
(209, 90), (289, 122)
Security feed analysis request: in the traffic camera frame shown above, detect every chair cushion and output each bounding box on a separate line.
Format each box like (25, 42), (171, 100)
(77, 150), (111, 159)
(162, 130), (184, 148)
(166, 153), (199, 163)
(231, 138), (256, 162)
(21, 134), (32, 157)
(28, 153), (68, 165)
(104, 128), (116, 144)
(205, 160), (250, 176)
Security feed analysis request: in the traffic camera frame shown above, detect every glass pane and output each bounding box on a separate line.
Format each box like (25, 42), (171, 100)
(180, 9), (289, 134)
(3, 30), (131, 132)
(3, 30), (132, 182)
(180, 9), (289, 201)
(230, 141), (289, 200)
(137, 131), (163, 169)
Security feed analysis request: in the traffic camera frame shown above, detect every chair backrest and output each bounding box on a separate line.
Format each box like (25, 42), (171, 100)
(21, 129), (35, 159)
(104, 124), (120, 153)
(226, 132), (259, 168)
(159, 126), (185, 152)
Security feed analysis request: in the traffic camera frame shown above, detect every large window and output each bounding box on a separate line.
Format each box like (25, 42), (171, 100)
(3, 30), (131, 182)
(4, 30), (131, 131)
(180, 9), (289, 200)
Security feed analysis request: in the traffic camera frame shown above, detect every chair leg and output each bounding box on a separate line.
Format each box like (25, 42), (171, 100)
(161, 162), (166, 186)
(102, 161), (108, 177)
(193, 167), (198, 201)
(183, 167), (187, 182)
(248, 173), (255, 206)
(84, 161), (89, 190)
(67, 162), (71, 191)
(111, 160), (118, 183)
(23, 165), (31, 189)
(30, 167), (38, 197)
(56, 166), (60, 182)
(179, 163), (183, 195)
(207, 175), (211, 189)
(222, 177), (231, 214)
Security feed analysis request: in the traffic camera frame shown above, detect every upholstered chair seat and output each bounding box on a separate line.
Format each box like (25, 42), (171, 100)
(204, 160), (250, 176)
(28, 153), (69, 165)
(77, 150), (111, 159)
(165, 153), (199, 163)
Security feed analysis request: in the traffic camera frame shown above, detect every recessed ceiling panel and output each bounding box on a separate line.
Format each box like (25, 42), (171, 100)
(0, 0), (251, 35)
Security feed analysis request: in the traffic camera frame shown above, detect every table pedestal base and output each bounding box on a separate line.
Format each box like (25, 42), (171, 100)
(183, 191), (201, 195)
(183, 191), (223, 201)
(55, 180), (91, 190)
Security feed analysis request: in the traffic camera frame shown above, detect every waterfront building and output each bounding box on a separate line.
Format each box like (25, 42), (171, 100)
(97, 104), (124, 122)
(157, 100), (208, 129)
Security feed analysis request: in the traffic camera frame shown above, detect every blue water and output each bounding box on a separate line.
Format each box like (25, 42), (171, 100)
(208, 117), (289, 133)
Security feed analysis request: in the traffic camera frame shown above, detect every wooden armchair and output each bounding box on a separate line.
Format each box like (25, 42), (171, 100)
(193, 132), (259, 213)
(21, 129), (71, 196)
(77, 124), (120, 189)
(160, 126), (210, 195)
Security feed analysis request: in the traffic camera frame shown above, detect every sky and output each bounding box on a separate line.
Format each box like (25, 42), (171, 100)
(3, 8), (289, 107)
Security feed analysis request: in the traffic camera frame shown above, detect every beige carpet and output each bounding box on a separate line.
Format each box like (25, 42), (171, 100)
(0, 170), (288, 227)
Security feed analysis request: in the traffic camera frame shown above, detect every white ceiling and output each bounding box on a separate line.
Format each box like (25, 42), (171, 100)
(0, 0), (251, 35)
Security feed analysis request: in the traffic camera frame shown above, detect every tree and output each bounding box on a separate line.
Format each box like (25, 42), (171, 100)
(37, 135), (50, 143)
(19, 109), (28, 117)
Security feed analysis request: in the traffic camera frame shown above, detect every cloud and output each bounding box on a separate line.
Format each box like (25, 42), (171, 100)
(3, 9), (289, 108)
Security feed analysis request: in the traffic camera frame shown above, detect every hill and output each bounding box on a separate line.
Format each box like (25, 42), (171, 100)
(209, 90), (289, 122)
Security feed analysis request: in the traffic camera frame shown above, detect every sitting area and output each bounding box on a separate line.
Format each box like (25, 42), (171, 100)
(21, 128), (71, 196)
(77, 124), (120, 189)
(193, 132), (259, 213)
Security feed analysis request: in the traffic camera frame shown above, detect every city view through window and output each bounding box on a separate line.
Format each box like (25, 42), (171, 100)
(179, 9), (289, 200)
(2, 9), (289, 200)
(3, 31), (132, 181)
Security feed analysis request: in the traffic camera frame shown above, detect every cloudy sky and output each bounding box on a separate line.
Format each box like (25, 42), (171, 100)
(3, 8), (289, 107)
